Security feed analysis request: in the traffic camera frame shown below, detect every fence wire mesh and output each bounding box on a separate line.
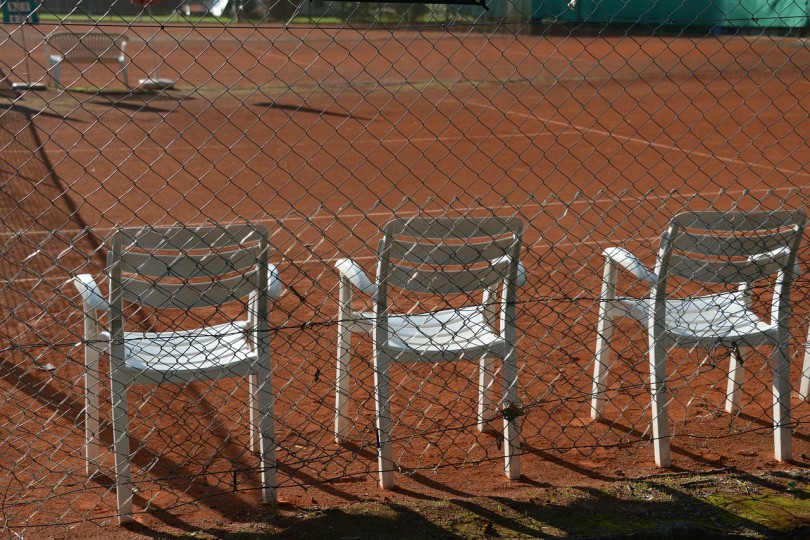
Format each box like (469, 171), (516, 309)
(0, 0), (809, 532)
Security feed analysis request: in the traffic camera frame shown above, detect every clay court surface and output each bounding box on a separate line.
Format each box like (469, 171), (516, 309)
(0, 23), (809, 533)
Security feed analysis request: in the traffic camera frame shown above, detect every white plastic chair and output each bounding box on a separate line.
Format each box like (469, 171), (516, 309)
(46, 31), (129, 89)
(72, 224), (283, 523)
(591, 210), (806, 467)
(334, 216), (525, 488)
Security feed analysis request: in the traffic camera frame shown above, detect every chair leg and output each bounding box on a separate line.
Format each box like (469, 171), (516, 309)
(50, 59), (61, 90)
(84, 322), (102, 476)
(335, 280), (352, 442)
(374, 349), (394, 489)
(120, 61), (129, 88)
(591, 261), (617, 420)
(800, 325), (810, 401)
(725, 346), (746, 414)
(477, 354), (495, 432)
(502, 348), (521, 480)
(648, 338), (671, 467)
(254, 369), (276, 503)
(249, 373), (260, 452)
(109, 372), (134, 524)
(771, 343), (792, 462)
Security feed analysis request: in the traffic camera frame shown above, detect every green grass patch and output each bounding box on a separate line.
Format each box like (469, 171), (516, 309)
(705, 489), (810, 531)
(37, 13), (226, 24)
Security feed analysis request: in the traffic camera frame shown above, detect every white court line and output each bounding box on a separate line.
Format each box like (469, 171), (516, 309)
(3, 176), (805, 287)
(3, 173), (805, 287)
(1, 174), (802, 242)
(4, 93), (808, 285)
(464, 99), (810, 181)
(10, 170), (805, 289)
(12, 94), (809, 186)
(11, 124), (572, 160)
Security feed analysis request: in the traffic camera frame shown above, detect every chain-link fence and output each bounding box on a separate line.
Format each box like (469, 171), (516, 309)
(1, 0), (809, 533)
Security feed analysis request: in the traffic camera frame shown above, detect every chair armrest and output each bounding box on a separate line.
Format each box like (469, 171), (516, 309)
(751, 246), (789, 264)
(491, 256), (527, 288)
(72, 274), (109, 311)
(603, 247), (657, 284)
(268, 264), (284, 299)
(335, 258), (377, 296)
(750, 246), (799, 277)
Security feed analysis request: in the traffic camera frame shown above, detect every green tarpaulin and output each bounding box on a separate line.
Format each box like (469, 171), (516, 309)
(533, 0), (809, 27)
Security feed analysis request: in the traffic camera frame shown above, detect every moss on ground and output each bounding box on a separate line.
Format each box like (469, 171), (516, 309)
(705, 489), (810, 532)
(147, 469), (810, 539)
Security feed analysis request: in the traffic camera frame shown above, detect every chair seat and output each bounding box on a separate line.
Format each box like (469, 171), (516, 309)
(121, 321), (255, 377)
(615, 291), (772, 346)
(355, 306), (505, 358)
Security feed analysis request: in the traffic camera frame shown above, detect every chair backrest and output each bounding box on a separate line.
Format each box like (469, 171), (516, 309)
(47, 31), (127, 62)
(376, 215), (523, 301)
(656, 210), (806, 288)
(108, 224), (269, 317)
